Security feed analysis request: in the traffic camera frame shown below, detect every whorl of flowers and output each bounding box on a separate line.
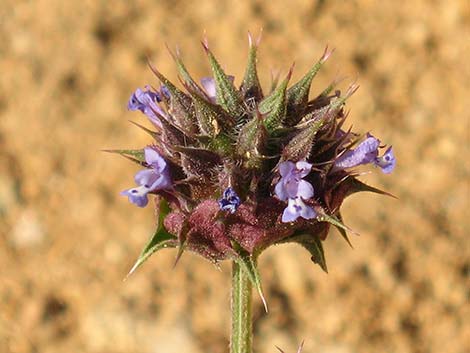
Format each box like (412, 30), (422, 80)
(109, 34), (396, 299)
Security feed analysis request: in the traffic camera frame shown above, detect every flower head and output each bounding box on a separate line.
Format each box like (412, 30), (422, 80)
(121, 147), (171, 207)
(112, 37), (396, 279)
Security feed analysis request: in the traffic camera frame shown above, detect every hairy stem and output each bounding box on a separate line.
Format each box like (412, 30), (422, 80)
(231, 260), (253, 353)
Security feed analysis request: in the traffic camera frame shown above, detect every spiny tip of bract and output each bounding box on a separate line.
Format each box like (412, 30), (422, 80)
(247, 29), (263, 47)
(321, 45), (335, 63)
(147, 60), (161, 77)
(247, 31), (254, 47)
(345, 82), (360, 97)
(201, 35), (210, 52)
(165, 42), (180, 60)
(287, 62), (295, 80)
(129, 120), (161, 136)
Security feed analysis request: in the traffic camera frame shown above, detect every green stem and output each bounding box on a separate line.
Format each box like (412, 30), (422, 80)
(231, 260), (253, 353)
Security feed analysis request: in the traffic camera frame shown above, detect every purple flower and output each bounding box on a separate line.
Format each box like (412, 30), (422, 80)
(333, 134), (396, 174)
(275, 161), (314, 201)
(200, 76), (235, 103)
(282, 197), (317, 223)
(121, 147), (172, 207)
(127, 86), (166, 126)
(334, 135), (379, 169)
(374, 146), (396, 174)
(275, 161), (316, 223)
(218, 187), (241, 214)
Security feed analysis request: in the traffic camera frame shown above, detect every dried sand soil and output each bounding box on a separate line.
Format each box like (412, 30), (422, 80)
(1, 1), (469, 353)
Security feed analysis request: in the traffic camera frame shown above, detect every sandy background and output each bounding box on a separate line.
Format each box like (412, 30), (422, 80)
(1, 1), (469, 352)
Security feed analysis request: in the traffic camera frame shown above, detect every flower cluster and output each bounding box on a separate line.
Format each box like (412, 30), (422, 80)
(110, 35), (396, 284)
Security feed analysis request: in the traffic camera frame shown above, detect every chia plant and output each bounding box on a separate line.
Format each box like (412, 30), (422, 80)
(107, 33), (396, 353)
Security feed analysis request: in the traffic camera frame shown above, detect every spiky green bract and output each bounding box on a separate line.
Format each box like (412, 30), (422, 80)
(186, 82), (235, 137)
(118, 36), (395, 292)
(280, 85), (357, 162)
(202, 40), (246, 120)
(333, 211), (353, 248)
(236, 110), (267, 170)
(103, 148), (145, 166)
(281, 114), (325, 162)
(147, 62), (198, 134)
(259, 67), (293, 132)
(285, 46), (334, 126)
(240, 32), (263, 102)
(168, 45), (208, 99)
(126, 198), (178, 277)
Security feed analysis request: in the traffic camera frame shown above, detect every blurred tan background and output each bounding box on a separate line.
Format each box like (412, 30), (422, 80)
(1, 1), (469, 352)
